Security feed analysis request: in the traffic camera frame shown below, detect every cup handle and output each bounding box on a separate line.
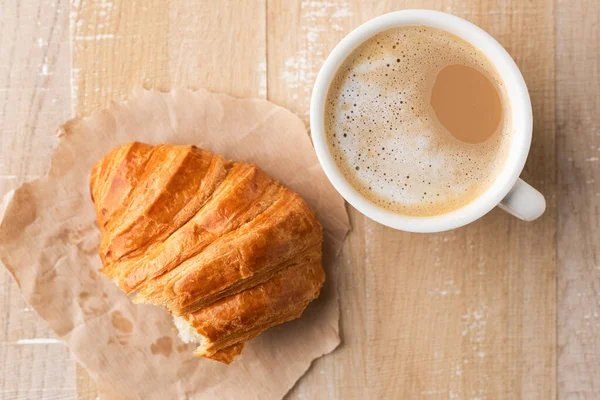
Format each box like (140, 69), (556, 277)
(497, 178), (546, 221)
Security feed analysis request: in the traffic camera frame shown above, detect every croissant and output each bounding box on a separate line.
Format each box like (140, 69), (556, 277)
(90, 142), (325, 363)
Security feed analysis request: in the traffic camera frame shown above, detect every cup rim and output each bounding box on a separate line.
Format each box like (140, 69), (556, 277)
(310, 9), (533, 233)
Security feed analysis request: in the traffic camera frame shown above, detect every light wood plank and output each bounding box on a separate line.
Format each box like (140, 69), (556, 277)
(556, 0), (600, 398)
(70, 0), (266, 397)
(267, 1), (556, 399)
(0, 342), (76, 400)
(0, 1), (75, 399)
(0, 1), (72, 202)
(71, 0), (267, 117)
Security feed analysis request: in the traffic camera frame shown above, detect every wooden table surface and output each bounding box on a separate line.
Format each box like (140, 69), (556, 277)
(0, 1), (598, 399)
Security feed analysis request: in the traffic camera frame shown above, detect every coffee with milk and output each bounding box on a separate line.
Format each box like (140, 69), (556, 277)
(325, 26), (511, 217)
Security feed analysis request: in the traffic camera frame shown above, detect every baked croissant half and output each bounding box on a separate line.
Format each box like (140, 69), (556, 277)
(90, 142), (325, 363)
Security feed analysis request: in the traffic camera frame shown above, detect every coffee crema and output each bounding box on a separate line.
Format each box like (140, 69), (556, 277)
(325, 26), (511, 217)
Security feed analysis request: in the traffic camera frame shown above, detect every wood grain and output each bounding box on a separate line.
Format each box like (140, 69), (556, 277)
(0, 0), (72, 201)
(0, 1), (74, 399)
(267, 1), (555, 399)
(1, 0), (600, 398)
(71, 0), (267, 116)
(556, 0), (600, 397)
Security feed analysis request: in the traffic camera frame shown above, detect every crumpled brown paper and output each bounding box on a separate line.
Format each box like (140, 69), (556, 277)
(0, 88), (350, 400)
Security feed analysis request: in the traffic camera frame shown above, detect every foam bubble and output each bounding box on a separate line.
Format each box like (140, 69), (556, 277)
(325, 26), (511, 216)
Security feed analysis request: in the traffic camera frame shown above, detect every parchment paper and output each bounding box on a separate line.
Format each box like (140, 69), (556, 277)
(0, 88), (350, 400)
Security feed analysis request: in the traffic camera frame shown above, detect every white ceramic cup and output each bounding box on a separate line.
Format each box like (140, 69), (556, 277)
(310, 9), (546, 233)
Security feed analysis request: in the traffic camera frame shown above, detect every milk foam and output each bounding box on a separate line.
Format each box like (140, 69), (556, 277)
(325, 26), (511, 216)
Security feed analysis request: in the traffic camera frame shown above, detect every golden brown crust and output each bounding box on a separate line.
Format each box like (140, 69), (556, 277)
(119, 162), (280, 293)
(205, 343), (245, 364)
(100, 145), (216, 263)
(90, 142), (154, 231)
(189, 257), (324, 358)
(90, 142), (325, 363)
(135, 190), (322, 316)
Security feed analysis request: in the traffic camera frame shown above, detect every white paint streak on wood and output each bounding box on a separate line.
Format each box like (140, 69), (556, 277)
(15, 338), (64, 345)
(278, 1), (353, 121)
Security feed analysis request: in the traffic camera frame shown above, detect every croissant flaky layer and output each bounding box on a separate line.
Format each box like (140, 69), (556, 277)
(90, 142), (325, 363)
